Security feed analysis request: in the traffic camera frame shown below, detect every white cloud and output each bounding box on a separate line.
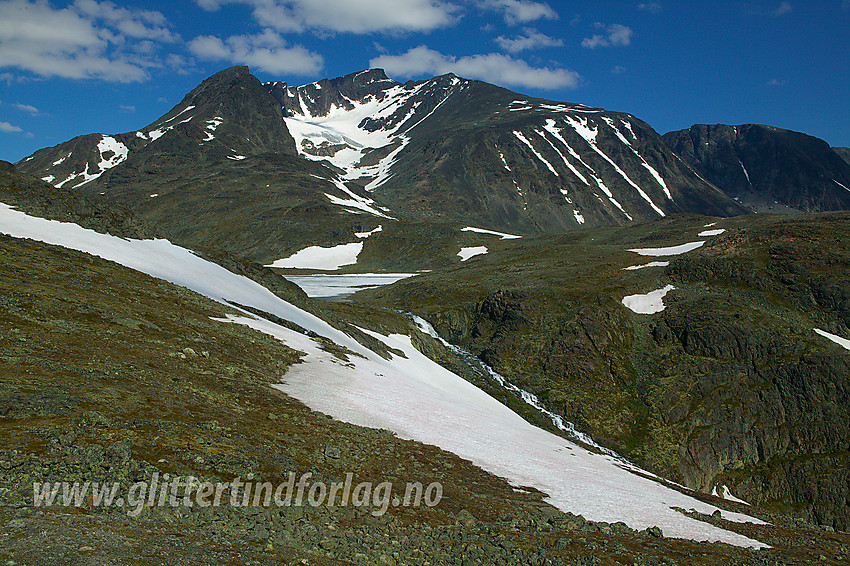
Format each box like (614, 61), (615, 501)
(479, 0), (558, 24)
(165, 53), (194, 75)
(582, 24), (633, 49)
(13, 102), (39, 115)
(188, 29), (323, 75)
(637, 2), (662, 13)
(0, 0), (177, 82)
(766, 78), (786, 86)
(612, 65), (627, 74)
(607, 24), (633, 46)
(370, 45), (580, 90)
(773, 1), (792, 16)
(73, 0), (180, 42)
(119, 104), (136, 112)
(495, 28), (563, 53)
(0, 121), (23, 133)
(196, 0), (459, 33)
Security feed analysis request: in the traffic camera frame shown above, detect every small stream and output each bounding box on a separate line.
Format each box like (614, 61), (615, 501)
(408, 313), (622, 460)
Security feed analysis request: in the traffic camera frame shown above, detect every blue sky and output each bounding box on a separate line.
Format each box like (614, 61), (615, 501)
(1, 0), (849, 163)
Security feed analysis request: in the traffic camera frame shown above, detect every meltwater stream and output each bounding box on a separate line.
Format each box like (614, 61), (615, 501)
(407, 313), (622, 459)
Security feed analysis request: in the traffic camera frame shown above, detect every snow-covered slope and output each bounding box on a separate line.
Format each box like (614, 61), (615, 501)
(269, 69), (465, 191)
(0, 202), (766, 548)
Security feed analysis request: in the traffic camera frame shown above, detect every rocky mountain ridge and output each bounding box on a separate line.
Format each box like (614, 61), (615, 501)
(271, 68), (744, 231)
(833, 146), (850, 165)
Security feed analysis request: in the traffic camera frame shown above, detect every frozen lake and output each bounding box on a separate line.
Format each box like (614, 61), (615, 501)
(283, 273), (418, 298)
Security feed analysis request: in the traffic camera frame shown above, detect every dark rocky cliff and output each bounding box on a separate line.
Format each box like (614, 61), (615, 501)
(664, 124), (850, 212)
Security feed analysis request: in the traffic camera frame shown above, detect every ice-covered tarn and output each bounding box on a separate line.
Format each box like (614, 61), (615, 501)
(283, 273), (417, 299)
(0, 202), (767, 548)
(623, 261), (670, 271)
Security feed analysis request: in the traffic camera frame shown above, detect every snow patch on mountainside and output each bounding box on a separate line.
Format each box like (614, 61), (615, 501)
(601, 117), (672, 200)
(712, 485), (751, 506)
(739, 159), (752, 185)
(542, 119), (631, 220)
(95, 136), (128, 171)
(203, 117), (223, 142)
(462, 227), (522, 239)
(539, 125), (588, 184)
(265, 242), (363, 270)
(53, 135), (128, 189)
(514, 130), (558, 176)
(261, 316), (766, 548)
(622, 285), (676, 314)
(564, 116), (665, 216)
(629, 241), (705, 256)
(814, 328), (850, 351)
(458, 246), (488, 261)
(314, 175), (394, 218)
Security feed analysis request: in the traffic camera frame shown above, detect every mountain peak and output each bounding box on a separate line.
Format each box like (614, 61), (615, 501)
(179, 65), (260, 108)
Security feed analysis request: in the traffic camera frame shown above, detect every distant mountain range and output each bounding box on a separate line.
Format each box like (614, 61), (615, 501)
(16, 66), (744, 264)
(663, 124), (850, 213)
(17, 68), (850, 249)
